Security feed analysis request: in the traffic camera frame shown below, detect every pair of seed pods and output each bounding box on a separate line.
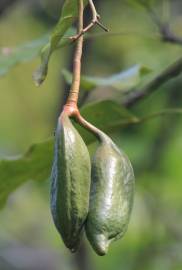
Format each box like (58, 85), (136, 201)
(50, 111), (135, 256)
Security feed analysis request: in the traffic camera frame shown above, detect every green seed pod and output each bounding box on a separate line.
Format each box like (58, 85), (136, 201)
(51, 112), (91, 252)
(86, 131), (135, 256)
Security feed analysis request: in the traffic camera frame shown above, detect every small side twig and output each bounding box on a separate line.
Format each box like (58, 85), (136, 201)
(70, 0), (108, 42)
(135, 108), (182, 125)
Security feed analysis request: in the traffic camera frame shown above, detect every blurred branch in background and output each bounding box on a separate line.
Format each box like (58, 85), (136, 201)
(73, 241), (93, 270)
(123, 57), (182, 107)
(140, 0), (182, 46)
(160, 23), (182, 46)
(0, 0), (18, 16)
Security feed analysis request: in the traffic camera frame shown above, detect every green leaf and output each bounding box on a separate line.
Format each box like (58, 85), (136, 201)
(0, 28), (77, 78)
(33, 0), (88, 86)
(77, 100), (138, 143)
(0, 34), (49, 77)
(62, 65), (152, 92)
(0, 100), (136, 208)
(0, 139), (54, 208)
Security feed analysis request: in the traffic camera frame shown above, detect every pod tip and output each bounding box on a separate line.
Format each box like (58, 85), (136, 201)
(93, 234), (110, 256)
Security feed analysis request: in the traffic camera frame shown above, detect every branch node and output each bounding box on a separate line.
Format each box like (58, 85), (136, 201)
(69, 0), (108, 42)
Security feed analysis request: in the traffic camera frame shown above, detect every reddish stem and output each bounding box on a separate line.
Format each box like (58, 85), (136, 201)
(64, 0), (84, 113)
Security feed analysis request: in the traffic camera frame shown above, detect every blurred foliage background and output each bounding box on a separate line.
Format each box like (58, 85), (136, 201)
(0, 0), (182, 269)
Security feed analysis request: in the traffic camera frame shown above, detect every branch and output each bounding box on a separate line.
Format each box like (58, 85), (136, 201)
(74, 241), (93, 270)
(160, 24), (182, 46)
(0, 0), (17, 16)
(135, 108), (182, 124)
(64, 0), (108, 115)
(66, 0), (84, 107)
(70, 0), (108, 41)
(123, 57), (182, 107)
(141, 1), (182, 46)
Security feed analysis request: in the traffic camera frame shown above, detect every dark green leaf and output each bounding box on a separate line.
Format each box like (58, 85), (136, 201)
(77, 100), (138, 143)
(33, 0), (88, 86)
(0, 139), (53, 208)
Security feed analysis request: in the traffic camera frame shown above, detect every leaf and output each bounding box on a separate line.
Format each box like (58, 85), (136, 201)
(77, 100), (138, 143)
(33, 0), (88, 86)
(0, 100), (136, 208)
(0, 34), (49, 77)
(0, 139), (54, 208)
(0, 28), (77, 78)
(62, 65), (152, 92)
